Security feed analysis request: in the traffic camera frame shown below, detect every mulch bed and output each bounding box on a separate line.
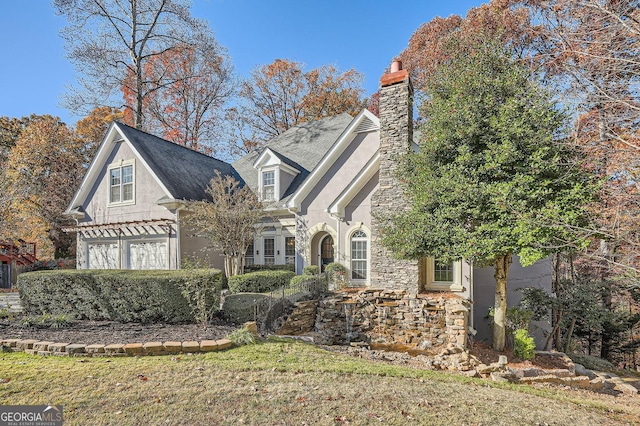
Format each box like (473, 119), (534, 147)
(0, 317), (239, 345)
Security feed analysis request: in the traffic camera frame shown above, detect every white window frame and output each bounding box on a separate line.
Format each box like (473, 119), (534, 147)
(261, 169), (276, 201)
(284, 236), (295, 265)
(245, 241), (255, 266)
(263, 237), (275, 265)
(425, 258), (463, 291)
(108, 159), (135, 206)
(349, 229), (369, 282)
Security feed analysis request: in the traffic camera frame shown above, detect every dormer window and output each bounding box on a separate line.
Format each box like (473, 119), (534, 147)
(254, 148), (301, 204)
(262, 170), (275, 201)
(109, 160), (135, 205)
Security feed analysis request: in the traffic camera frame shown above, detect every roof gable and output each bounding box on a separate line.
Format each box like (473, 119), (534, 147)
(232, 113), (354, 201)
(66, 123), (237, 213)
(287, 109), (380, 210)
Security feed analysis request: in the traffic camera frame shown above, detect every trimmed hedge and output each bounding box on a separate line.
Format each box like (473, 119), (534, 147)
(244, 264), (295, 273)
(290, 274), (321, 289)
(303, 265), (320, 276)
(227, 270), (295, 293)
(17, 269), (223, 324)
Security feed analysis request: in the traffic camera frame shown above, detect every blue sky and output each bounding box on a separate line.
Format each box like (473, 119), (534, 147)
(0, 0), (486, 126)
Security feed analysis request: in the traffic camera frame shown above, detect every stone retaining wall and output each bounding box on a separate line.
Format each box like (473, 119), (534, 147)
(313, 289), (469, 350)
(1, 338), (233, 357)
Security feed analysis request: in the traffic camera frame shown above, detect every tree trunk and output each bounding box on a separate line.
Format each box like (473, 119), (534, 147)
(565, 317), (576, 354)
(492, 253), (512, 351)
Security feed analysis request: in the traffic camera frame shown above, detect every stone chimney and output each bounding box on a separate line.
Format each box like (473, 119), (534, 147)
(369, 60), (419, 293)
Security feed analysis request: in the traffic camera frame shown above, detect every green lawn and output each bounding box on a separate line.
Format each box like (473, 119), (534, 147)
(1, 339), (638, 425)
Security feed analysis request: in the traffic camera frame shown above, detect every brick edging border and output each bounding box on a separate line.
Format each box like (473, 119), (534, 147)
(1, 338), (233, 357)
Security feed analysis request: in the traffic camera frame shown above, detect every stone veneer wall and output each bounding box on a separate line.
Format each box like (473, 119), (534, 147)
(314, 290), (469, 350)
(369, 65), (419, 293)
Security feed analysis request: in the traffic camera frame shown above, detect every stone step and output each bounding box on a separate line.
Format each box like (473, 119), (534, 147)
(0, 293), (23, 313)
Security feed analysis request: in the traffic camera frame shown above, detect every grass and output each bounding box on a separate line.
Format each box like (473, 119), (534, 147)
(0, 339), (638, 425)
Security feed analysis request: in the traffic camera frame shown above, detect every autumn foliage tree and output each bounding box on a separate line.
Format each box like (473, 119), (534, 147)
(54, 0), (220, 130)
(2, 116), (87, 258)
(124, 43), (236, 156)
(231, 59), (367, 151)
(519, 0), (640, 279)
(75, 106), (125, 160)
(182, 171), (265, 278)
(399, 0), (538, 98)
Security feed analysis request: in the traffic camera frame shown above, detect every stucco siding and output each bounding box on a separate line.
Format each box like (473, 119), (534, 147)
(79, 141), (174, 225)
(472, 257), (552, 348)
(296, 131), (379, 280)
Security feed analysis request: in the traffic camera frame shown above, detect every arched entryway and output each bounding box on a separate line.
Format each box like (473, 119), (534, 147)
(320, 235), (334, 272)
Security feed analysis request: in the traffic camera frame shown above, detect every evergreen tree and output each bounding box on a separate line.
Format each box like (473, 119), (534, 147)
(380, 41), (599, 351)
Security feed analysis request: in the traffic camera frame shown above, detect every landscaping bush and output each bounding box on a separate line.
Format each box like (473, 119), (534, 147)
(227, 270), (295, 293)
(244, 264), (295, 273)
(17, 269), (223, 324)
(289, 274), (323, 292)
(303, 265), (320, 276)
(325, 262), (348, 289)
(513, 328), (536, 360)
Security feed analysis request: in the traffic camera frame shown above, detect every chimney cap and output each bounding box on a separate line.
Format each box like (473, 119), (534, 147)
(380, 60), (409, 88)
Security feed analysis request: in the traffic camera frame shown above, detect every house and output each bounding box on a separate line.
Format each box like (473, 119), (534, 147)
(64, 122), (238, 271)
(65, 61), (551, 345)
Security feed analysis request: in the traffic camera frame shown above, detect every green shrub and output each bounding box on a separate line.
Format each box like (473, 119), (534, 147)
(513, 328), (536, 360)
(303, 265), (320, 276)
(228, 270), (295, 294)
(228, 327), (257, 346)
(325, 262), (348, 289)
(244, 264), (295, 273)
(567, 353), (615, 371)
(0, 308), (13, 320)
(177, 271), (222, 326)
(17, 269), (223, 324)
(289, 274), (319, 289)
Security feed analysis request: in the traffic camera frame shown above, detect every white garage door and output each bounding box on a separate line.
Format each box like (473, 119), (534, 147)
(129, 241), (167, 270)
(88, 243), (118, 269)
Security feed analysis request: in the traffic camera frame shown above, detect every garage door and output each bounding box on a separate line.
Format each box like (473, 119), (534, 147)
(88, 243), (118, 269)
(129, 241), (167, 270)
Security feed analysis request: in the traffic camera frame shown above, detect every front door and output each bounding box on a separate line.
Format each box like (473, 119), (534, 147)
(320, 235), (334, 272)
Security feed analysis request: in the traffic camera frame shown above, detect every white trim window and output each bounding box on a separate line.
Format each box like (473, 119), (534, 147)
(245, 241), (255, 266)
(423, 258), (463, 291)
(263, 238), (275, 265)
(262, 170), (275, 201)
(109, 161), (135, 205)
(285, 236), (295, 265)
(350, 230), (368, 281)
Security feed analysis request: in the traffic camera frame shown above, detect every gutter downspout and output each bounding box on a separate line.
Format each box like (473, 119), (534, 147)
(175, 206), (185, 270)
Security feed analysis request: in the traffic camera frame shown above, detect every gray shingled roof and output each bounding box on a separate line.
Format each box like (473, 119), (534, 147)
(116, 122), (240, 201)
(232, 113), (354, 199)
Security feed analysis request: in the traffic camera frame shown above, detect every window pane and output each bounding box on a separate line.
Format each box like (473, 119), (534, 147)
(122, 165), (133, 183)
(245, 242), (254, 265)
(122, 183), (133, 201)
(110, 186), (120, 203)
(352, 260), (367, 280)
(351, 232), (368, 280)
(263, 185), (275, 201)
(264, 238), (274, 256)
(110, 169), (120, 186)
(263, 171), (274, 185)
(434, 261), (454, 282)
(285, 237), (295, 256)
